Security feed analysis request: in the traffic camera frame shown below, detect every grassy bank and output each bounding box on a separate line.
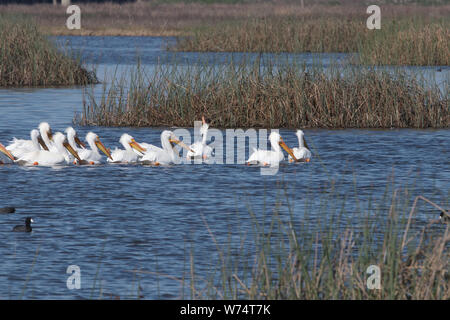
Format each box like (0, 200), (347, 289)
(0, 15), (96, 86)
(77, 60), (449, 128)
(0, 2), (449, 37)
(1, 2), (448, 65)
(173, 17), (450, 66)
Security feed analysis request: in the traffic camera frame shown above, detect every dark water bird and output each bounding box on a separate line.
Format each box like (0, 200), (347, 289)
(440, 212), (450, 224)
(12, 217), (33, 232)
(0, 207), (15, 213)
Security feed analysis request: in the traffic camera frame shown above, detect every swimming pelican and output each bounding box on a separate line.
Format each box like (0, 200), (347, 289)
(108, 134), (147, 163)
(140, 130), (193, 165)
(187, 116), (213, 161)
(37, 122), (55, 152)
(77, 132), (113, 164)
(0, 142), (15, 163)
(246, 132), (297, 166)
(16, 132), (81, 166)
(7, 125), (50, 157)
(6, 129), (47, 159)
(65, 127), (86, 153)
(289, 130), (312, 163)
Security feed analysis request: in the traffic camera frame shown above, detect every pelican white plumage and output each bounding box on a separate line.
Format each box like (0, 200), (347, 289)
(37, 122), (56, 152)
(65, 127), (86, 153)
(187, 116), (213, 161)
(0, 142), (15, 164)
(108, 133), (147, 163)
(140, 130), (193, 165)
(6, 129), (47, 159)
(246, 132), (297, 166)
(77, 132), (113, 164)
(288, 130), (312, 163)
(16, 132), (81, 166)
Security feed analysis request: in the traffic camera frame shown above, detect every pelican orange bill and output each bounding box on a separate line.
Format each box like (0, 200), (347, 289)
(95, 138), (113, 160)
(0, 143), (15, 161)
(37, 135), (49, 151)
(129, 139), (147, 154)
(169, 137), (194, 153)
(75, 135), (86, 149)
(279, 138), (298, 162)
(63, 141), (82, 162)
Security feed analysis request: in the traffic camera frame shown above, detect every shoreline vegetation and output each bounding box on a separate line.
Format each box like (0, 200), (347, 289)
(0, 15), (97, 87)
(185, 182), (449, 299)
(119, 180), (449, 300)
(0, 2), (448, 66)
(77, 60), (449, 129)
(173, 18), (450, 66)
(1, 2), (449, 37)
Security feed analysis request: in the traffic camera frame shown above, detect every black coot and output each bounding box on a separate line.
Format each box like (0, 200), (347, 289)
(0, 207), (15, 214)
(12, 217), (33, 232)
(440, 212), (450, 224)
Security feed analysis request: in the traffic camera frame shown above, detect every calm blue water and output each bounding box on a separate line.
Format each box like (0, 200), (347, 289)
(0, 37), (448, 299)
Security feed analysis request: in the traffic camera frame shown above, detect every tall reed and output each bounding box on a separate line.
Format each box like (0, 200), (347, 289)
(188, 180), (449, 299)
(172, 17), (450, 66)
(78, 59), (449, 128)
(0, 15), (97, 87)
(173, 18), (367, 53)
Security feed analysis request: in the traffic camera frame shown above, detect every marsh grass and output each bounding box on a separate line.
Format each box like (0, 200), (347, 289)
(358, 19), (450, 66)
(1, 2), (449, 37)
(187, 181), (450, 299)
(0, 15), (97, 87)
(77, 59), (449, 128)
(173, 17), (450, 66)
(173, 17), (368, 53)
(127, 178), (449, 300)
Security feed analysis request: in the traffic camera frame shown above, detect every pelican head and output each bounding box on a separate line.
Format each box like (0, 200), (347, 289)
(86, 132), (113, 160)
(65, 127), (86, 149)
(269, 132), (298, 161)
(162, 130), (194, 153)
(119, 133), (146, 153)
(53, 132), (82, 162)
(200, 116), (209, 136)
(38, 122), (53, 141)
(30, 129), (47, 151)
(296, 129), (309, 149)
(30, 129), (40, 141)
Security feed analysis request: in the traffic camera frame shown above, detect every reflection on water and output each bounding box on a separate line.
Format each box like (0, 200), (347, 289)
(0, 36), (448, 299)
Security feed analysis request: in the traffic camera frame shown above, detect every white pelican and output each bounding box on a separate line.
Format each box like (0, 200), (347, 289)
(7, 123), (50, 157)
(0, 142), (15, 164)
(77, 132), (113, 164)
(140, 130), (193, 165)
(187, 116), (213, 160)
(16, 132), (81, 166)
(246, 132), (297, 166)
(288, 130), (312, 163)
(6, 129), (47, 159)
(37, 122), (56, 152)
(65, 127), (86, 153)
(108, 133), (147, 163)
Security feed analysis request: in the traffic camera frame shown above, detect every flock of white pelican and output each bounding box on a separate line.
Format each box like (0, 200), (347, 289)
(0, 118), (311, 167)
